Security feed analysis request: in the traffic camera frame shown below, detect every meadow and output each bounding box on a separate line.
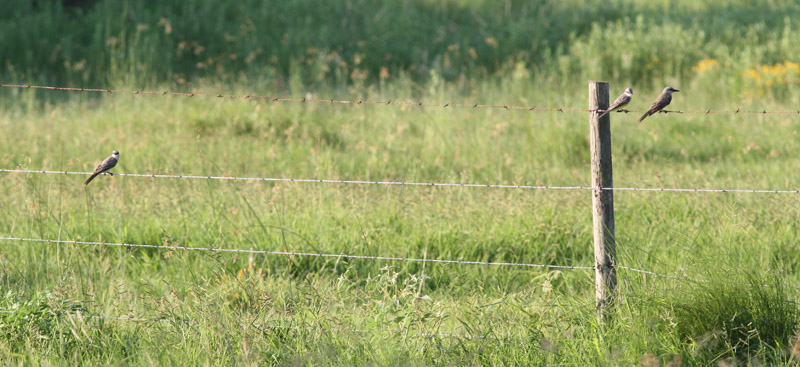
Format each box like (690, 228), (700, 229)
(2, 0), (800, 365)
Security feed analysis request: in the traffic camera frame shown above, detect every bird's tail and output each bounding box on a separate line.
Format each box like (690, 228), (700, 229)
(597, 109), (611, 119)
(637, 112), (650, 123)
(84, 173), (100, 185)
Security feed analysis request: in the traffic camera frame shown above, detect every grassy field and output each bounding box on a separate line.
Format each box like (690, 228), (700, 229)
(2, 0), (800, 366)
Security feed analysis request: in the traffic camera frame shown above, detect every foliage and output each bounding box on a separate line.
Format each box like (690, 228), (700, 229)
(1, 0), (800, 90)
(2, 0), (800, 365)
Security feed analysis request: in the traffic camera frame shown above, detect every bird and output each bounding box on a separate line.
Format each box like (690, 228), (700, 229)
(597, 87), (633, 119)
(84, 150), (119, 185)
(638, 87), (679, 123)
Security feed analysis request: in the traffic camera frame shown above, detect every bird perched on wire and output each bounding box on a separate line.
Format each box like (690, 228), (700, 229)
(84, 150), (119, 185)
(638, 87), (679, 123)
(597, 87), (633, 119)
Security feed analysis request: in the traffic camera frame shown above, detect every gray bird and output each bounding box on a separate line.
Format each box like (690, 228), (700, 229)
(84, 150), (119, 185)
(597, 87), (633, 119)
(638, 87), (679, 123)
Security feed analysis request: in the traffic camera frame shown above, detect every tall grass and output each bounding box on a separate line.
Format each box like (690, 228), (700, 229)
(2, 76), (800, 364)
(2, 0), (800, 365)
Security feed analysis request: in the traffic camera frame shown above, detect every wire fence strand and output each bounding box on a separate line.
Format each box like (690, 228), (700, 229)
(3, 83), (800, 115)
(3, 168), (799, 195)
(0, 83), (591, 112)
(0, 168), (592, 191)
(618, 266), (800, 289)
(0, 236), (595, 270)
(618, 266), (707, 282)
(7, 235), (796, 288)
(4, 236), (796, 292)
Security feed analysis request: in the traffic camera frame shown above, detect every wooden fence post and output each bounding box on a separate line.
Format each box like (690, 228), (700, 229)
(588, 81), (617, 321)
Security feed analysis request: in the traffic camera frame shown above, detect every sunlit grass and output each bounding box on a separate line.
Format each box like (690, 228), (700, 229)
(2, 0), (800, 365)
(2, 71), (800, 364)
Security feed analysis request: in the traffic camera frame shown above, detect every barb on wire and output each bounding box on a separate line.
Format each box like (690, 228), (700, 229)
(3, 83), (799, 114)
(2, 168), (799, 194)
(0, 236), (594, 270)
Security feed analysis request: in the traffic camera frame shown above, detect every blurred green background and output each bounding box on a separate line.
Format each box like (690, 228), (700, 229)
(2, 0), (799, 97)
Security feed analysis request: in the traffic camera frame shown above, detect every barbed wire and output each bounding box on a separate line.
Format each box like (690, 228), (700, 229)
(0, 83), (589, 112)
(608, 186), (800, 194)
(7, 236), (796, 288)
(0, 168), (592, 191)
(618, 266), (800, 289)
(3, 168), (799, 195)
(0, 236), (594, 270)
(2, 83), (799, 115)
(618, 266), (706, 282)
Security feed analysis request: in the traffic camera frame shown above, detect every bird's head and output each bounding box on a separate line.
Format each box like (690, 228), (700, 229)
(665, 86), (679, 93)
(625, 87), (633, 95)
(112, 150), (119, 157)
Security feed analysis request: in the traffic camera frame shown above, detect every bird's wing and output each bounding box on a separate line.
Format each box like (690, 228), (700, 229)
(85, 155), (118, 185)
(638, 93), (673, 122)
(607, 93), (631, 111)
(597, 93), (631, 118)
(647, 93), (672, 114)
(93, 156), (118, 174)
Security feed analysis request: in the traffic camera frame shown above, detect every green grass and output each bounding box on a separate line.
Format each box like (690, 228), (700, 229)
(2, 80), (800, 365)
(2, 0), (800, 366)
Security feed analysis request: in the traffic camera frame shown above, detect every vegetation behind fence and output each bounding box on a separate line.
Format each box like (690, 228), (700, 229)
(2, 1), (800, 365)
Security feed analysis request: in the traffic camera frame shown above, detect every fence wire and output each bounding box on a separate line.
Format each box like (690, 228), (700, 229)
(618, 266), (706, 282)
(4, 236), (798, 338)
(7, 236), (796, 288)
(0, 236), (595, 270)
(0, 168), (592, 191)
(2, 168), (799, 195)
(619, 266), (800, 289)
(3, 83), (800, 115)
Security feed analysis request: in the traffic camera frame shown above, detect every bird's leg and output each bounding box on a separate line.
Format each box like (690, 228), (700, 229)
(618, 109), (629, 113)
(103, 171), (114, 176)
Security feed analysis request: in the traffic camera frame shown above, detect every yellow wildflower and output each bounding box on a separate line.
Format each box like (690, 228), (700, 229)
(692, 58), (718, 73)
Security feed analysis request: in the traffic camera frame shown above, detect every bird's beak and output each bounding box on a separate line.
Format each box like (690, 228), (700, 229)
(673, 89), (680, 92)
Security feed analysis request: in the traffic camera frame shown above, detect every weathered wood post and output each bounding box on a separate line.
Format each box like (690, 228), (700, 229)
(588, 81), (617, 321)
